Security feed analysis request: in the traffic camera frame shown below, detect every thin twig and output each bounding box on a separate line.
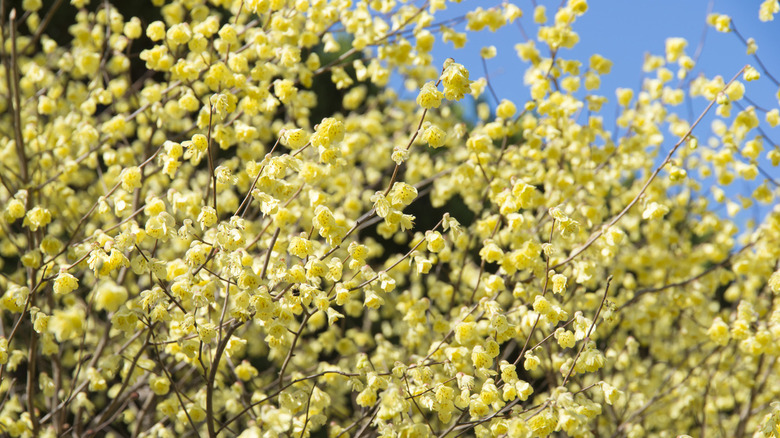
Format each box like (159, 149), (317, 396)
(561, 275), (613, 387)
(206, 322), (240, 438)
(350, 217), (445, 291)
(553, 66), (748, 270)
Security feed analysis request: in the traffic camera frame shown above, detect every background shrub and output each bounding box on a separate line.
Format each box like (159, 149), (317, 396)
(1, 0), (779, 437)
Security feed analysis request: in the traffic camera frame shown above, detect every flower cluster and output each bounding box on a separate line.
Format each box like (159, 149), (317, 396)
(0, 1), (779, 437)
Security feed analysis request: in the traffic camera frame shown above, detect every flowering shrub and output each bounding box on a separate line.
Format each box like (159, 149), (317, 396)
(1, 0), (780, 437)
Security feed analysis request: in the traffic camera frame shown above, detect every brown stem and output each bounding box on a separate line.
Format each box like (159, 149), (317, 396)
(278, 311), (312, 387)
(561, 275), (613, 387)
(6, 8), (29, 183)
(731, 22), (780, 86)
(92, 328), (155, 428)
(236, 137), (281, 218)
(481, 55), (499, 104)
(735, 354), (765, 437)
(218, 370), (359, 434)
(150, 335), (201, 436)
(512, 219), (556, 369)
(403, 373), (436, 434)
(621, 240), (755, 309)
(206, 101), (218, 213)
(383, 107), (429, 197)
(0, 278), (37, 383)
(612, 345), (721, 437)
(335, 405), (380, 438)
(469, 216), (503, 304)
(22, 0), (65, 53)
(553, 66), (748, 270)
(206, 322), (240, 438)
(350, 217), (445, 291)
(26, 325), (39, 435)
(261, 227), (280, 279)
(299, 383), (316, 438)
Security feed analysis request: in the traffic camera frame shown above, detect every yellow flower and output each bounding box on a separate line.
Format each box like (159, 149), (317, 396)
(708, 13), (731, 32)
(480, 45), (497, 59)
(523, 351), (540, 371)
(356, 387), (377, 407)
(188, 405), (206, 423)
(642, 202), (669, 220)
(743, 65), (760, 81)
(166, 23), (192, 45)
(49, 307), (86, 342)
(198, 206), (218, 228)
(534, 5), (547, 23)
(389, 182), (417, 207)
(149, 376), (170, 395)
(440, 60), (472, 101)
(554, 328), (576, 348)
(589, 54), (613, 75)
(425, 231), (445, 253)
(124, 17), (142, 39)
(496, 99), (517, 119)
(759, 0), (779, 21)
(551, 273), (567, 294)
(708, 317), (730, 345)
(146, 20), (166, 41)
(23, 206), (51, 231)
(4, 198), (26, 222)
(665, 37), (687, 62)
(311, 117), (345, 149)
(120, 166), (142, 192)
(601, 382), (621, 405)
(416, 81), (444, 109)
(236, 361), (259, 381)
(471, 345), (492, 369)
(533, 295), (551, 315)
(54, 272), (79, 295)
(422, 124), (446, 148)
(94, 282), (128, 312)
(198, 322), (217, 344)
(528, 408), (556, 436)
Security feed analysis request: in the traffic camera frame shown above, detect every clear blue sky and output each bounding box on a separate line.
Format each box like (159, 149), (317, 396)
(410, 0), (780, 230)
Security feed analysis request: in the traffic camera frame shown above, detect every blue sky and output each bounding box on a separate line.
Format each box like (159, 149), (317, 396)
(409, 0), (780, 230)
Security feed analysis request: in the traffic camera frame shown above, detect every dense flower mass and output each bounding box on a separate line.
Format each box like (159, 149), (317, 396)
(0, 0), (779, 437)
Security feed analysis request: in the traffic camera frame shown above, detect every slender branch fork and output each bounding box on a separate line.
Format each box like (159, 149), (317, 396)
(553, 66), (748, 270)
(561, 275), (613, 387)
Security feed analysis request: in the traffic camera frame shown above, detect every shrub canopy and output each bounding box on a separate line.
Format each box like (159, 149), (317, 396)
(1, 0), (780, 437)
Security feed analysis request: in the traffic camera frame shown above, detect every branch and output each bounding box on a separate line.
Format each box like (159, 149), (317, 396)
(553, 66), (748, 270)
(561, 275), (613, 387)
